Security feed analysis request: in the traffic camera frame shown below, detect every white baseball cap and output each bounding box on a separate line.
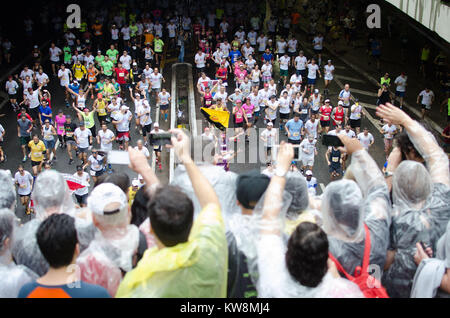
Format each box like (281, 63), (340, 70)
(87, 183), (127, 215)
(131, 179), (140, 187)
(120, 105), (129, 111)
(338, 101), (344, 106)
(267, 122), (273, 126)
(305, 170), (313, 176)
(154, 122), (159, 128)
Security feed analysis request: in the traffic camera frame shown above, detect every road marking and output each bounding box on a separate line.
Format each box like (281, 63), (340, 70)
(49, 139), (60, 161)
(359, 102), (378, 110)
(320, 183), (326, 193)
(335, 74), (366, 84)
(334, 65), (347, 70)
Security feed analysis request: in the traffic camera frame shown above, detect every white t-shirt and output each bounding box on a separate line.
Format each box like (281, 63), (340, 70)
(119, 55), (132, 70)
(58, 68), (71, 86)
(137, 102), (152, 126)
(349, 104), (362, 120)
(357, 133), (374, 150)
(288, 39), (298, 53)
(73, 172), (89, 196)
(149, 73), (163, 89)
(121, 26), (131, 40)
(261, 64), (272, 77)
(84, 55), (95, 66)
(74, 128), (92, 148)
(135, 146), (150, 158)
(167, 24), (176, 37)
(313, 36), (323, 50)
(419, 90), (434, 106)
(305, 120), (319, 139)
(258, 89), (271, 107)
(290, 74), (302, 84)
(278, 96), (291, 114)
(111, 28), (119, 40)
(300, 139), (317, 157)
(220, 43), (231, 57)
(195, 52), (206, 68)
(49, 47), (62, 62)
(35, 73), (49, 86)
(307, 63), (319, 79)
(343, 129), (356, 138)
(115, 111), (132, 132)
(5, 80), (19, 95)
(382, 124), (397, 139)
(242, 46), (254, 59)
(27, 90), (40, 109)
(214, 90), (228, 102)
(339, 89), (352, 106)
(324, 64), (335, 80)
(247, 31), (257, 45)
(257, 36), (267, 51)
(153, 23), (163, 37)
(261, 129), (277, 147)
(295, 56), (307, 70)
(158, 92), (171, 105)
(98, 129), (115, 151)
(20, 69), (34, 80)
(279, 56), (290, 71)
(220, 22), (229, 33)
(143, 68), (153, 79)
(88, 154), (104, 172)
(394, 75), (407, 92)
(15, 171), (33, 195)
(276, 41), (287, 54)
(265, 100), (278, 120)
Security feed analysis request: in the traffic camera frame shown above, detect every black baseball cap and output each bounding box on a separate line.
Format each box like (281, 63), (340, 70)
(236, 170), (270, 210)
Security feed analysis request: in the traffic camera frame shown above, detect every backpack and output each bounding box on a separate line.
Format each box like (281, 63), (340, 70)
(329, 224), (389, 298)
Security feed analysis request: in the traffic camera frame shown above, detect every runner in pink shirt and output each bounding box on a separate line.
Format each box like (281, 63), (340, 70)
(242, 97), (255, 141)
(232, 99), (248, 137)
(54, 110), (66, 148)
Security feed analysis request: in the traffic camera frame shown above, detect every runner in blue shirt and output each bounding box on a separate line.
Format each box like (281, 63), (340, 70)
(285, 113), (304, 159)
(229, 47), (242, 65)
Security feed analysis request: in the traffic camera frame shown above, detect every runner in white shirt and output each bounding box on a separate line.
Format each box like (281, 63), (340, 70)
(20, 67), (34, 80)
(153, 22), (163, 37)
(260, 122), (277, 162)
(119, 52), (132, 70)
(83, 150), (105, 183)
(14, 166), (34, 213)
(96, 123), (115, 152)
(305, 115), (320, 139)
(5, 77), (19, 111)
(112, 106), (132, 150)
(338, 84), (352, 109)
(157, 88), (171, 122)
(257, 35), (267, 53)
(73, 168), (90, 207)
(58, 65), (72, 104)
(323, 60), (335, 97)
(241, 43), (254, 59)
(349, 101), (363, 134)
(258, 86), (271, 115)
(247, 30), (257, 46)
(214, 86), (228, 102)
(417, 88), (434, 119)
(306, 59), (321, 91)
(74, 125), (92, 163)
(149, 68), (165, 97)
(394, 72), (407, 109)
(312, 33), (324, 65)
(276, 39), (287, 58)
(279, 53), (290, 87)
(194, 50), (207, 74)
(264, 95), (279, 125)
(294, 51), (308, 84)
(261, 61), (273, 84)
(150, 123), (165, 170)
(134, 140), (150, 159)
(35, 69), (49, 87)
(380, 123), (398, 158)
(220, 41), (231, 57)
(287, 37), (298, 57)
(357, 128), (375, 151)
(300, 135), (318, 171)
(49, 43), (62, 76)
(278, 91), (292, 130)
(121, 25), (131, 41)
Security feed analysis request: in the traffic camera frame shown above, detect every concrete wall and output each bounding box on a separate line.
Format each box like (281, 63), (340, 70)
(385, 0), (450, 43)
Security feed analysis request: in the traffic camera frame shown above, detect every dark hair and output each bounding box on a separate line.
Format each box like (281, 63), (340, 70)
(36, 214), (78, 268)
(95, 172), (130, 194)
(285, 222), (329, 288)
(147, 186), (193, 247)
(131, 186), (151, 227)
(395, 129), (422, 161)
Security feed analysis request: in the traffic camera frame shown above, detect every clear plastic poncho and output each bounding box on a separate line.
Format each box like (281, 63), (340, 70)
(0, 209), (39, 298)
(383, 120), (450, 298)
(171, 163), (239, 230)
(0, 170), (16, 210)
(247, 187), (364, 298)
(76, 224), (140, 297)
(322, 150), (392, 277)
(31, 170), (76, 220)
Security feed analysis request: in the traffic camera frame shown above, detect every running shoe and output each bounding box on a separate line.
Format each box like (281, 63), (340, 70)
(22, 156), (27, 163)
(69, 158), (74, 165)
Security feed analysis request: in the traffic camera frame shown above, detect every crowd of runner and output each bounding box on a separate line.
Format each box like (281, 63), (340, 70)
(0, 0), (449, 299)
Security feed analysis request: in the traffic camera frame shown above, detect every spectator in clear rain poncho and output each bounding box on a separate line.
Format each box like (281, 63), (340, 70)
(249, 142), (364, 298)
(376, 104), (450, 298)
(115, 130), (228, 298)
(76, 182), (140, 297)
(411, 220), (450, 298)
(0, 170), (16, 211)
(11, 170), (80, 277)
(0, 209), (38, 298)
(313, 133), (392, 284)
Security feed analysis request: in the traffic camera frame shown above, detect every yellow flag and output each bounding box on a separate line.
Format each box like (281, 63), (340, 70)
(201, 107), (230, 130)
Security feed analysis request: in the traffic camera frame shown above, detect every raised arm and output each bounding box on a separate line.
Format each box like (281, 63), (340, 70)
(376, 103), (449, 186)
(170, 128), (220, 209)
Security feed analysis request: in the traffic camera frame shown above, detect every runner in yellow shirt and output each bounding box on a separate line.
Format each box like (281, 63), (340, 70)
(28, 135), (46, 176)
(72, 60), (87, 82)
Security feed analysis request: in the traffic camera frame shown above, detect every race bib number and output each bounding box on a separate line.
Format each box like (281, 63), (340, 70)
(33, 152), (42, 158)
(301, 109), (308, 114)
(206, 100), (211, 105)
(293, 132), (299, 137)
(90, 170), (96, 176)
(153, 145), (160, 150)
(323, 116), (329, 120)
(332, 157), (339, 162)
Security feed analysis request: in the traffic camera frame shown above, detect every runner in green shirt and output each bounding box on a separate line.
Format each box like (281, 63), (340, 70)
(106, 45), (119, 65)
(130, 22), (138, 38)
(95, 78), (105, 96)
(100, 57), (114, 77)
(95, 51), (105, 66)
(63, 46), (72, 65)
(154, 35), (164, 65)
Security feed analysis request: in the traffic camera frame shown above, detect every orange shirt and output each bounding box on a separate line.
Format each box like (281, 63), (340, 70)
(144, 33), (154, 45)
(291, 13), (300, 25)
(92, 24), (103, 36)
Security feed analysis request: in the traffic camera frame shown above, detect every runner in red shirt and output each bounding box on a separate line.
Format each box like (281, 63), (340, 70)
(114, 62), (129, 99)
(331, 101), (347, 127)
(216, 62), (228, 85)
(17, 108), (33, 121)
(319, 99), (333, 134)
